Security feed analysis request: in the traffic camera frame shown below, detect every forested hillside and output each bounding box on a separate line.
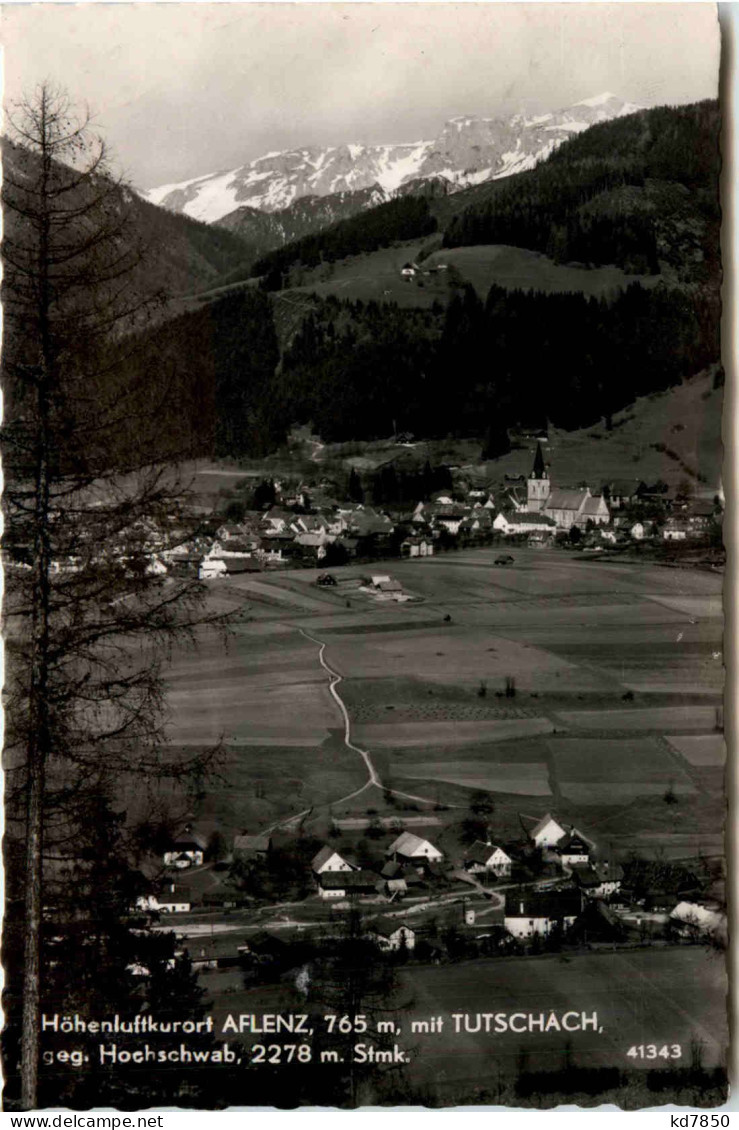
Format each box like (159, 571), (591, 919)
(442, 101), (720, 284)
(2, 140), (256, 300)
(129, 289), (282, 458)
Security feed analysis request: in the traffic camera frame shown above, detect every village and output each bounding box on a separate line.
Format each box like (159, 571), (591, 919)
(139, 802), (726, 983)
(189, 443), (721, 580)
(134, 804), (727, 989)
(61, 441), (719, 584)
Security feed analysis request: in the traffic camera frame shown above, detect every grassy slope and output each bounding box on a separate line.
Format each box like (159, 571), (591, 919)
(282, 239), (662, 309)
(480, 369), (723, 494)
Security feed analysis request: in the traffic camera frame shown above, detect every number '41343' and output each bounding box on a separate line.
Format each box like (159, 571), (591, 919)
(627, 1044), (682, 1059)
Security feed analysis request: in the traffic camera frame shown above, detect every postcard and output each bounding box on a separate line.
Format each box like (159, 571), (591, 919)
(1, 2), (726, 1112)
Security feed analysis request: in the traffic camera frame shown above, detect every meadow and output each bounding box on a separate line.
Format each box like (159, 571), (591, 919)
(158, 545), (724, 856)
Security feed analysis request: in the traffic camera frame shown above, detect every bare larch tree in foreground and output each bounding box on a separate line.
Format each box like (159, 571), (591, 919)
(2, 83), (227, 1110)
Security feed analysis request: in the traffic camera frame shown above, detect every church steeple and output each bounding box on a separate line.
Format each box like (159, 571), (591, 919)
(532, 441), (546, 479)
(527, 442), (550, 513)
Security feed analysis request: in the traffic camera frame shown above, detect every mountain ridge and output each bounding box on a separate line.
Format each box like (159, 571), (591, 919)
(144, 93), (642, 224)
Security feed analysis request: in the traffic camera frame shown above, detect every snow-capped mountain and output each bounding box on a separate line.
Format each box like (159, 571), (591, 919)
(145, 93), (642, 225)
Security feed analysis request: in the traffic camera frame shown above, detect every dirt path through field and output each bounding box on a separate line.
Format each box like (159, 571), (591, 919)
(297, 626), (451, 809)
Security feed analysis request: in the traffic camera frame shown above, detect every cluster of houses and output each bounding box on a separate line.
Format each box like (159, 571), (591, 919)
(494, 444), (719, 544)
(34, 446), (717, 582)
(144, 813), (724, 956)
(182, 448), (720, 579)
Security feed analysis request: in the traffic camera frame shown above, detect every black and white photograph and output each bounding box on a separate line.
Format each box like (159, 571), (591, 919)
(0, 1), (728, 1113)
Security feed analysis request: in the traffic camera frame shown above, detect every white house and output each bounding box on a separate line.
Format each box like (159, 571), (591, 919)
(663, 518), (689, 541)
(369, 917), (416, 951)
(555, 829), (592, 869)
(311, 846), (356, 875)
(464, 841), (512, 877)
(528, 813), (568, 849)
(401, 536), (434, 558)
(387, 831), (443, 862)
(504, 889), (582, 938)
(163, 831), (207, 869)
(137, 884), (192, 914)
(199, 557), (228, 580)
(630, 522), (646, 541)
(493, 511), (556, 537)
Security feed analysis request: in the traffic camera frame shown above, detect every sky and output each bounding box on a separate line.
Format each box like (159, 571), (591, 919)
(1, 3), (721, 192)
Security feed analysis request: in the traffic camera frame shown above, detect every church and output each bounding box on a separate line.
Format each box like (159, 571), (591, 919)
(524, 443), (610, 531)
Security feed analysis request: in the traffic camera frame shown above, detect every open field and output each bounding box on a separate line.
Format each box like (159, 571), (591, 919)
(157, 545), (723, 847)
(398, 759), (552, 795)
(554, 706), (719, 732)
(198, 946), (726, 1098)
(549, 737), (695, 789)
(353, 717), (554, 748)
(666, 734), (726, 767)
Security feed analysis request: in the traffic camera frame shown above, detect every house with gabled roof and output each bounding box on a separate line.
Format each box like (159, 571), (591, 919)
(555, 830), (592, 869)
(464, 841), (512, 877)
(528, 813), (568, 849)
(401, 536), (434, 558)
(311, 846), (357, 875)
(138, 882), (193, 914)
(261, 507), (297, 533)
(493, 510), (556, 537)
(387, 831), (443, 862)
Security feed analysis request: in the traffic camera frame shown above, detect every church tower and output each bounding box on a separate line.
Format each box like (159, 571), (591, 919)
(527, 442), (550, 512)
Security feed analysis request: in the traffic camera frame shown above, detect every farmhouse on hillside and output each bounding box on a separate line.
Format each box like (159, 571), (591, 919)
(555, 829), (593, 869)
